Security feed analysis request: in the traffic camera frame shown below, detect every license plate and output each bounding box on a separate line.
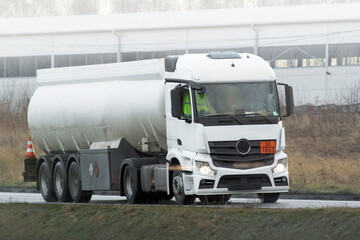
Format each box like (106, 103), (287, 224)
(260, 141), (276, 154)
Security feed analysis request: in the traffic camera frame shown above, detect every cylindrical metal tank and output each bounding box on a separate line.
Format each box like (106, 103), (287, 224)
(28, 80), (166, 153)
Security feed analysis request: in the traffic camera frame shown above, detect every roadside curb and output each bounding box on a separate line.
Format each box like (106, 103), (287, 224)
(1, 188), (359, 201)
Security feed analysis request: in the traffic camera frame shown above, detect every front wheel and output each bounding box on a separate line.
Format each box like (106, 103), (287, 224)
(39, 162), (56, 202)
(68, 161), (92, 203)
(258, 193), (280, 203)
(172, 169), (195, 205)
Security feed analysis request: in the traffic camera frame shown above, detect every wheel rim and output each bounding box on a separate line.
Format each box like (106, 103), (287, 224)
(172, 175), (184, 196)
(125, 171), (134, 197)
(55, 168), (63, 195)
(70, 169), (78, 195)
(40, 169), (48, 195)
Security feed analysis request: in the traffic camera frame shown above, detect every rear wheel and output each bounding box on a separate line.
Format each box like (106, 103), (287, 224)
(53, 161), (71, 202)
(258, 193), (280, 203)
(172, 169), (195, 205)
(123, 165), (143, 204)
(199, 195), (231, 204)
(39, 162), (56, 202)
(68, 161), (92, 203)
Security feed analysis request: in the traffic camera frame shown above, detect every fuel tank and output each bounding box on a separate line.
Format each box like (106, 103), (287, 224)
(28, 59), (167, 153)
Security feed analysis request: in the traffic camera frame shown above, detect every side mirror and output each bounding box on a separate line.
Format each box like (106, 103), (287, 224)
(171, 87), (182, 119)
(278, 83), (295, 117)
(285, 85), (294, 116)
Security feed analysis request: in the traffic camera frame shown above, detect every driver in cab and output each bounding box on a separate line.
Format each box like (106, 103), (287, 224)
(182, 90), (215, 119)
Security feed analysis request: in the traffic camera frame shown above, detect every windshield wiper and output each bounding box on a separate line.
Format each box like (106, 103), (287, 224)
(203, 113), (244, 125)
(244, 112), (274, 124)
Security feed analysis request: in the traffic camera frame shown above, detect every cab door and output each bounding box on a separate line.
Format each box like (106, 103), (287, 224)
(165, 83), (196, 152)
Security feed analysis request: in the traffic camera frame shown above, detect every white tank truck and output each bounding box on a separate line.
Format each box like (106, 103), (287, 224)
(23, 51), (294, 204)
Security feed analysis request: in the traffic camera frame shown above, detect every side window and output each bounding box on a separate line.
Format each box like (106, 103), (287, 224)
(181, 89), (192, 119)
(170, 85), (192, 121)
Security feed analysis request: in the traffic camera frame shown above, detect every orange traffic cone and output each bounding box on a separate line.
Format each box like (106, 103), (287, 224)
(25, 137), (36, 159)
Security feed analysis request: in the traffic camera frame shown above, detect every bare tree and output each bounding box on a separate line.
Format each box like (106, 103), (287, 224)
(69, 0), (99, 15)
(0, 0), (359, 18)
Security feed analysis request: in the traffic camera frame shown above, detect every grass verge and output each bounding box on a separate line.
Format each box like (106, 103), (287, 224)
(0, 203), (359, 240)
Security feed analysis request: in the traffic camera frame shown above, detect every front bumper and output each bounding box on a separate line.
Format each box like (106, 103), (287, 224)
(183, 151), (289, 196)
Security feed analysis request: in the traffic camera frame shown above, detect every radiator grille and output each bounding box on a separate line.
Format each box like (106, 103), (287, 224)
(209, 140), (275, 169)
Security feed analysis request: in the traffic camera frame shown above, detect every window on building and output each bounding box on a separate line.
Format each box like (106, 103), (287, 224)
(274, 46), (292, 68)
(71, 54), (86, 66)
(5, 57), (20, 77)
(292, 46), (309, 67)
(55, 55), (70, 68)
(189, 49), (208, 54)
(329, 44), (346, 66)
(154, 51), (171, 59)
(21, 56), (36, 77)
(346, 43), (360, 66)
(169, 50), (185, 55)
(329, 43), (360, 66)
(259, 47), (276, 68)
(137, 52), (154, 60)
(122, 52), (137, 62)
(103, 53), (117, 64)
(260, 45), (325, 68)
(307, 45), (325, 67)
(239, 47), (254, 54)
(0, 58), (4, 78)
(37, 56), (51, 69)
(87, 54), (103, 65)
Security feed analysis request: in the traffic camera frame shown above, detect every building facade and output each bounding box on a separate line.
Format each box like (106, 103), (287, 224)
(0, 4), (359, 105)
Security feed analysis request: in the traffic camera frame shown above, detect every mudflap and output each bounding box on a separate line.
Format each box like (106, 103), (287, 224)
(23, 158), (38, 182)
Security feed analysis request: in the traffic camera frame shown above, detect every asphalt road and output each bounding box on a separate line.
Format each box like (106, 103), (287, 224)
(1, 192), (360, 209)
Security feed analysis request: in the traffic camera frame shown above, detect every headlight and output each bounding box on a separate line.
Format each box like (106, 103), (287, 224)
(196, 161), (214, 175)
(273, 158), (287, 173)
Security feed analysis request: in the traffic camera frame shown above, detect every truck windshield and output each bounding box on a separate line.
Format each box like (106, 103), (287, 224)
(194, 82), (280, 124)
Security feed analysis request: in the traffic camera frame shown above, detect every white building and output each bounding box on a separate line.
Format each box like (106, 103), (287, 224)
(0, 3), (360, 105)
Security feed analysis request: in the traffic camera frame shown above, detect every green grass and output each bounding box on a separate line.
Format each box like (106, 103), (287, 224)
(289, 184), (360, 196)
(0, 204), (360, 240)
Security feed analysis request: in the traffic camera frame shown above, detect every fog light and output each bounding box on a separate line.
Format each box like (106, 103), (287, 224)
(196, 161), (214, 175)
(273, 158), (287, 173)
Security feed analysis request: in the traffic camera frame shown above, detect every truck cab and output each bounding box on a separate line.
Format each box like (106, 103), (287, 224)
(164, 51), (294, 204)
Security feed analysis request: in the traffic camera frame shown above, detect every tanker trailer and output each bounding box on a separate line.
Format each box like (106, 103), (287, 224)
(23, 51), (294, 204)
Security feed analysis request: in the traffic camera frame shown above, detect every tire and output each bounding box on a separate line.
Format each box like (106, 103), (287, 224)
(199, 195), (231, 205)
(172, 169), (195, 205)
(39, 162), (57, 202)
(68, 161), (93, 203)
(53, 161), (72, 202)
(258, 193), (280, 203)
(123, 165), (143, 204)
